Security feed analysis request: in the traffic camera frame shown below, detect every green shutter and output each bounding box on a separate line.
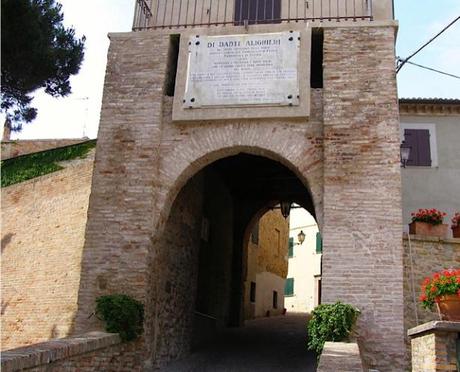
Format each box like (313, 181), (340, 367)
(316, 232), (322, 254)
(288, 237), (294, 257)
(285, 278), (294, 296)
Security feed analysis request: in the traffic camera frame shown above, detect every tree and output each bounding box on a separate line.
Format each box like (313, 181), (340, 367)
(1, 0), (85, 131)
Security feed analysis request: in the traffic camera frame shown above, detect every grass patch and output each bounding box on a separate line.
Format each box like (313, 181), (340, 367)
(1, 139), (96, 187)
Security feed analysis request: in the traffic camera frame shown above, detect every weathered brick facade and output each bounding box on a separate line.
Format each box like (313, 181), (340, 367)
(321, 25), (405, 369)
(1, 332), (142, 372)
(1, 153), (95, 350)
(72, 23), (405, 370)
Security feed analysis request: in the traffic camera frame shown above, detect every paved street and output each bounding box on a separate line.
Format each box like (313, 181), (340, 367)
(161, 314), (317, 372)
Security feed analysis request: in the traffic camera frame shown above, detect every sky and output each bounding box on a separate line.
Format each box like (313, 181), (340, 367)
(8, 0), (460, 140)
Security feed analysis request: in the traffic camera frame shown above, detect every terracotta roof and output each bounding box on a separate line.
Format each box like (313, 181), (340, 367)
(399, 98), (460, 115)
(399, 98), (460, 105)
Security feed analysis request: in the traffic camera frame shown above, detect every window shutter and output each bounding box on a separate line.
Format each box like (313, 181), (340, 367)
(416, 130), (431, 166)
(288, 237), (294, 258)
(285, 278), (294, 296)
(404, 129), (431, 166)
(316, 232), (322, 254)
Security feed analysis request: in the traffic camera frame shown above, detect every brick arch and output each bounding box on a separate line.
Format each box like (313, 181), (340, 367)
(152, 141), (323, 238)
(145, 144), (321, 367)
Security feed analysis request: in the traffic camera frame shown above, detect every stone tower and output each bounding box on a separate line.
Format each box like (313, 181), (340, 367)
(76, 0), (405, 370)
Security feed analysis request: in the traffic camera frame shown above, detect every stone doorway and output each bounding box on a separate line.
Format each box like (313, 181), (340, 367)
(148, 153), (316, 368)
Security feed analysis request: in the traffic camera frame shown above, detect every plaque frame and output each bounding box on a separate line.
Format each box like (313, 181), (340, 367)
(172, 23), (311, 122)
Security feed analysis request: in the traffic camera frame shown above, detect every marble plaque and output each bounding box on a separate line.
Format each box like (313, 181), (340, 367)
(183, 32), (300, 108)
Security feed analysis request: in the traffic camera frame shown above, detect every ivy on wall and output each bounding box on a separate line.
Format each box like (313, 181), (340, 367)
(1, 139), (96, 187)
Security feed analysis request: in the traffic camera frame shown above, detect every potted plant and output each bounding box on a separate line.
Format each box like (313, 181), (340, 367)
(419, 269), (460, 321)
(409, 208), (448, 238)
(451, 213), (460, 238)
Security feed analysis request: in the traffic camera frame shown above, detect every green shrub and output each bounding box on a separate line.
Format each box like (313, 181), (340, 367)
(95, 294), (144, 342)
(1, 139), (96, 187)
(307, 302), (359, 355)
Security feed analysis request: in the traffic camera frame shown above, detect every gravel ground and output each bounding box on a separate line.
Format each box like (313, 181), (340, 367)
(160, 313), (317, 372)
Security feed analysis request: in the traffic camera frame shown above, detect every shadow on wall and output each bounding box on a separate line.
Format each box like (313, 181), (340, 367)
(1, 233), (15, 253)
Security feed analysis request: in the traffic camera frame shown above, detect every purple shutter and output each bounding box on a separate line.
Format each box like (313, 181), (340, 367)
(416, 129), (431, 166)
(404, 129), (431, 166)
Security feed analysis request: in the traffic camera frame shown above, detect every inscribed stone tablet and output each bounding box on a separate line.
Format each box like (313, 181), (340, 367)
(183, 32), (300, 108)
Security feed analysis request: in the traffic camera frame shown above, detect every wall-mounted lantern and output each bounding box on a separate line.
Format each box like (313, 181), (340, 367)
(400, 141), (411, 168)
(297, 230), (306, 245)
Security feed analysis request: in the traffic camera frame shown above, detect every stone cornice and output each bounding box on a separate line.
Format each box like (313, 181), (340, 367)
(399, 98), (460, 116)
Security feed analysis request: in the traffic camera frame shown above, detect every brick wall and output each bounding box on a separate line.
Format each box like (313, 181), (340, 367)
(0, 332), (142, 372)
(322, 26), (405, 370)
(76, 24), (403, 370)
(1, 139), (89, 160)
(1, 153), (94, 350)
(403, 234), (460, 358)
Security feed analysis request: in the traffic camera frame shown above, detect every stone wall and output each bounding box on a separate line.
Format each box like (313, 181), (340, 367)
(244, 209), (289, 319)
(1, 153), (94, 350)
(321, 26), (405, 370)
(1, 139), (89, 160)
(0, 332), (142, 372)
(403, 235), (460, 349)
(408, 321), (460, 372)
(317, 342), (364, 372)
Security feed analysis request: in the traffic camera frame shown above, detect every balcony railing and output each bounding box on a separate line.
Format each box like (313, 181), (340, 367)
(133, 0), (373, 31)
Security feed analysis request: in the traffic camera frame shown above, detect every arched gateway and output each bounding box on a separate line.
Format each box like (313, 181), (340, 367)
(76, 3), (405, 370)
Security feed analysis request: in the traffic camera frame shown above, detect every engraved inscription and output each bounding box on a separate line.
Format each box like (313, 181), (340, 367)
(183, 32), (300, 108)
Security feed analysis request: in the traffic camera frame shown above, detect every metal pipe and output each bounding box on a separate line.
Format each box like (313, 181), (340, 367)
(177, 0), (182, 27)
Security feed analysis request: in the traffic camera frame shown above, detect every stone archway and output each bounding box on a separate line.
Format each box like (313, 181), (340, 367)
(145, 151), (318, 368)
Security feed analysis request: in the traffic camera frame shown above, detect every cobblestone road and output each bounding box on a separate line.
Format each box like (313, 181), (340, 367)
(160, 313), (317, 372)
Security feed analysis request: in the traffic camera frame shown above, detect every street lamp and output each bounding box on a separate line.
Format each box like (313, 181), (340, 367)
(280, 201), (291, 219)
(400, 141), (411, 168)
(297, 230), (306, 245)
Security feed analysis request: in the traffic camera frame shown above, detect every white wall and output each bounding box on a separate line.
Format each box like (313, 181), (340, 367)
(400, 115), (460, 238)
(285, 208), (321, 313)
(254, 272), (286, 317)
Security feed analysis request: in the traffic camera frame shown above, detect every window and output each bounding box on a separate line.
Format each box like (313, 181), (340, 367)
(285, 278), (294, 296)
(234, 0), (281, 25)
(275, 228), (281, 255)
(251, 221), (259, 245)
(273, 291), (278, 309)
(401, 123), (437, 167)
(316, 232), (322, 254)
(288, 237), (294, 258)
(250, 282), (256, 303)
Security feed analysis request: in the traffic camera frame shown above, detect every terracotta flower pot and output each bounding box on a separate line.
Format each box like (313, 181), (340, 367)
(436, 294), (460, 321)
(452, 226), (460, 238)
(409, 222), (448, 238)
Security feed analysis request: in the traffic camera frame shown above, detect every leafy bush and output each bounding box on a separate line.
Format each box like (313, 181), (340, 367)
(307, 302), (359, 355)
(95, 294), (144, 342)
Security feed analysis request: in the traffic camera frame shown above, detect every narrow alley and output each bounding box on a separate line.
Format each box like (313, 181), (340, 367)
(161, 314), (317, 372)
